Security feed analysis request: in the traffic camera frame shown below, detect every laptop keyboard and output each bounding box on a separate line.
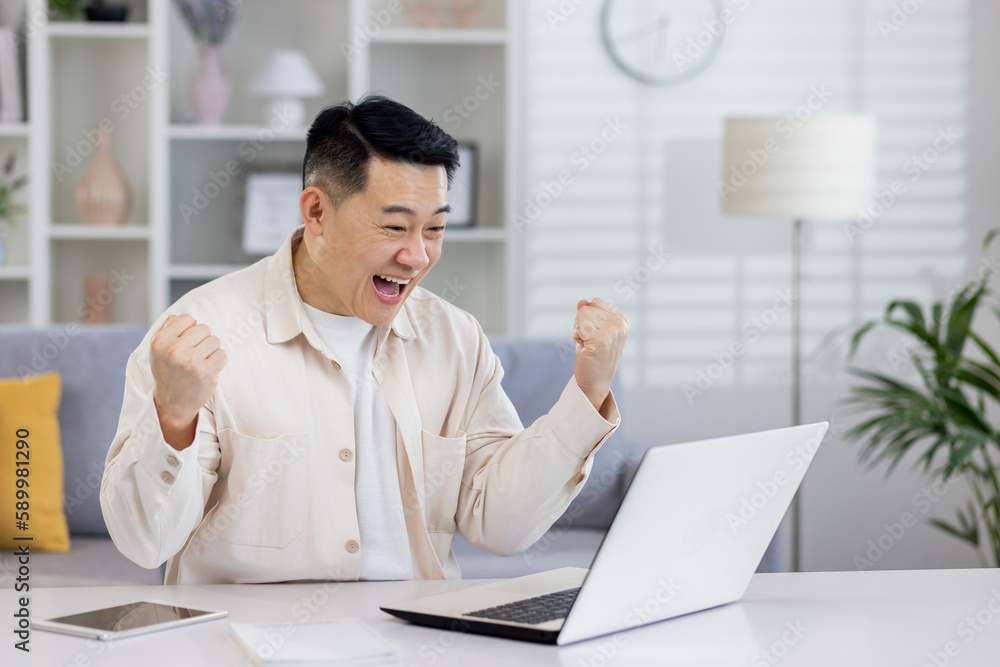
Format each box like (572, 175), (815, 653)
(464, 587), (581, 625)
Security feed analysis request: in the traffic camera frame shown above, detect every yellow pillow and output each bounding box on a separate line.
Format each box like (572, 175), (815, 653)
(0, 372), (70, 552)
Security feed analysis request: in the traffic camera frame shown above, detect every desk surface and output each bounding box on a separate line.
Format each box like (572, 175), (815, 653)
(4, 568), (1000, 666)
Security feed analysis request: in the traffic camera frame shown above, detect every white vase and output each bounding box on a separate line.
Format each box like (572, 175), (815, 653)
(75, 130), (131, 226)
(190, 46), (232, 125)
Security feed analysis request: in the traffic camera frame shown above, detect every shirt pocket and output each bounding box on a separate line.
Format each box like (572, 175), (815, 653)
(420, 429), (467, 533)
(210, 429), (310, 549)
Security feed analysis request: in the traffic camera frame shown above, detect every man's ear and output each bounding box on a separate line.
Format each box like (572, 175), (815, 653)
(300, 186), (331, 236)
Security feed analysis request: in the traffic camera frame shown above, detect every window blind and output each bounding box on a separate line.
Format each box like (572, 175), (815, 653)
(517, 0), (967, 397)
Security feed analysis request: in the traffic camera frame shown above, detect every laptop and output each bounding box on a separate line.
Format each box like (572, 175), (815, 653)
(381, 421), (829, 645)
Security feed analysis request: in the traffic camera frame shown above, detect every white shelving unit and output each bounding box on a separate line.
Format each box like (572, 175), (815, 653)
(3, 0), (515, 336)
(17, 0), (156, 326)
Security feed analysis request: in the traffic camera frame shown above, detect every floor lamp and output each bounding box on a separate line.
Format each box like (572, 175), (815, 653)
(721, 116), (876, 571)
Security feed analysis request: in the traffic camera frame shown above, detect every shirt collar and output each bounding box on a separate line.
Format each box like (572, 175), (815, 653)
(264, 226), (417, 346)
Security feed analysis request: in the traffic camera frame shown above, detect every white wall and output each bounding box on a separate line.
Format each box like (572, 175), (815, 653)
(517, 0), (996, 571)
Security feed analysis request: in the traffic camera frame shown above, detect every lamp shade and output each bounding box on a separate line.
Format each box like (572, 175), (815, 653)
(250, 50), (325, 98)
(722, 116), (876, 219)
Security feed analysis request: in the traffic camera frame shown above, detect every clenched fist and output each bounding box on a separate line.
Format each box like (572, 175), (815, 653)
(150, 314), (227, 450)
(572, 297), (629, 413)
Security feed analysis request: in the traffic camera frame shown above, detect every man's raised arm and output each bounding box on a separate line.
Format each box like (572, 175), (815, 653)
(100, 314), (224, 569)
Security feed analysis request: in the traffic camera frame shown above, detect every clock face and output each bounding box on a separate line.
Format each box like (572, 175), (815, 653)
(601, 0), (726, 86)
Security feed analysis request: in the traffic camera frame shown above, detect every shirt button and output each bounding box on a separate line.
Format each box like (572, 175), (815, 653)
(166, 455), (179, 467)
(161, 471), (175, 484)
(339, 448), (353, 462)
(345, 540), (360, 554)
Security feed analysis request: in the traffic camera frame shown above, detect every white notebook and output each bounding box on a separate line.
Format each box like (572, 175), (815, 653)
(229, 618), (401, 666)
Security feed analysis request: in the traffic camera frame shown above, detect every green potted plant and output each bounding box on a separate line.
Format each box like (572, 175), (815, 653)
(0, 151), (27, 266)
(842, 229), (1000, 567)
(48, 0), (85, 20)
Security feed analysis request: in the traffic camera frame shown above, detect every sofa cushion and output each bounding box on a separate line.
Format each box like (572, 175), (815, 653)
(489, 338), (628, 530)
(0, 372), (70, 551)
(0, 325), (148, 537)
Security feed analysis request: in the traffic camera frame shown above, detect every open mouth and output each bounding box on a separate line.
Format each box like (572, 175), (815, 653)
(373, 274), (411, 301)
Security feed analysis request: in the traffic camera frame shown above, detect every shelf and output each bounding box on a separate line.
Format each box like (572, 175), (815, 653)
(46, 22), (150, 40)
(0, 265), (29, 280)
(444, 228), (506, 242)
(168, 125), (309, 141)
(0, 123), (29, 137)
(5, 1), (512, 332)
(169, 264), (246, 280)
(372, 28), (507, 45)
(49, 224), (151, 240)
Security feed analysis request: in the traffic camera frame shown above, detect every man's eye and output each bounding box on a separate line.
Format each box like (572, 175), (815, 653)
(387, 225), (405, 232)
(428, 226), (445, 233)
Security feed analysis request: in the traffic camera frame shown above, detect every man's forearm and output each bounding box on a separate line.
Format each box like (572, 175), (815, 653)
(154, 398), (198, 451)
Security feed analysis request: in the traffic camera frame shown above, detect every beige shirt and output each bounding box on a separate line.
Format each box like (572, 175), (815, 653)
(100, 228), (620, 585)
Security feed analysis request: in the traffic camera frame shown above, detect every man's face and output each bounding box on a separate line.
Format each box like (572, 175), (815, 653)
(301, 157), (449, 326)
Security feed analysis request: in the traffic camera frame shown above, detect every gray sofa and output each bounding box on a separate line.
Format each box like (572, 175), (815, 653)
(0, 325), (784, 588)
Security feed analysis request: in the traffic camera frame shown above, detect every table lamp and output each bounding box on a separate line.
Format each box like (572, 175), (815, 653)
(721, 115), (876, 570)
(250, 50), (325, 128)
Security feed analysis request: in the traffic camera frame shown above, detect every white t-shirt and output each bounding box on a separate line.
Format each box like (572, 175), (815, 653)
(303, 304), (413, 580)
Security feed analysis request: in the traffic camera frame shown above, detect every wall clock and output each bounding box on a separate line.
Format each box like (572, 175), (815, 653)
(600, 0), (726, 86)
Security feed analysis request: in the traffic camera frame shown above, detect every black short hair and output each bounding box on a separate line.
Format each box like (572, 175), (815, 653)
(302, 95), (460, 208)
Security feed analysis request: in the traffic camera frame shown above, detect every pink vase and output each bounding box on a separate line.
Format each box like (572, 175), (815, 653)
(75, 131), (131, 226)
(83, 272), (114, 324)
(190, 46), (231, 125)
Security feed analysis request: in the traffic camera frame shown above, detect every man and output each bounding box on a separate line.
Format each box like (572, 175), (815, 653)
(101, 96), (628, 585)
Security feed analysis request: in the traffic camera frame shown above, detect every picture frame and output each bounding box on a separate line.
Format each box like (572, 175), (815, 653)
(240, 164), (303, 256)
(448, 142), (477, 227)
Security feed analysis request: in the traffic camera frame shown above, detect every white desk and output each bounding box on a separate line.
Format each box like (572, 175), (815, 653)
(4, 568), (1000, 666)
